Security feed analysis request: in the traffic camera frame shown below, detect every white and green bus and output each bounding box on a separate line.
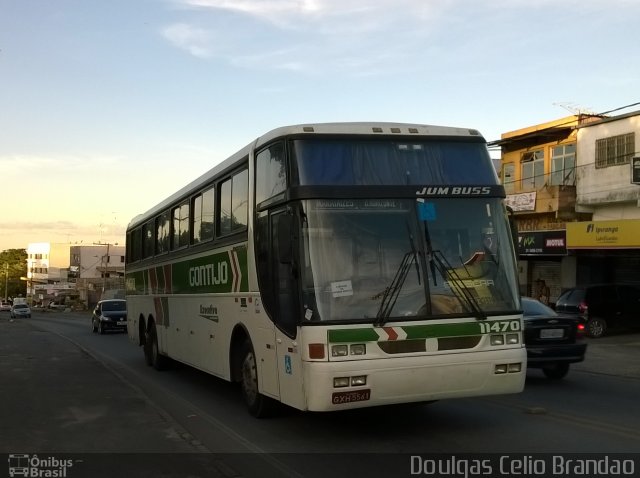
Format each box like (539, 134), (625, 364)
(125, 122), (526, 417)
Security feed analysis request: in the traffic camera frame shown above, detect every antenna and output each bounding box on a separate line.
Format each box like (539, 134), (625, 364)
(552, 102), (596, 115)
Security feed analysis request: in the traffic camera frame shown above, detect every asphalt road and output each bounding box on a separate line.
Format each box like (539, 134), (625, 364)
(2, 311), (640, 477)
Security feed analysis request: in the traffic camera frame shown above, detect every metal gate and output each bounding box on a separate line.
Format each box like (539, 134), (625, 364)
(530, 261), (562, 305)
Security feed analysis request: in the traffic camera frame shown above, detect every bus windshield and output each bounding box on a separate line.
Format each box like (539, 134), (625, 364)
(291, 138), (497, 186)
(299, 198), (519, 322)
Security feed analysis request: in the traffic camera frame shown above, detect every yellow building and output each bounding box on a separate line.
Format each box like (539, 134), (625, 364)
(490, 115), (602, 301)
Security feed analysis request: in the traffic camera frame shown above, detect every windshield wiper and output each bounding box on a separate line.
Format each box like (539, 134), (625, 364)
(374, 251), (416, 327)
(374, 224), (422, 326)
(421, 220), (487, 321)
(429, 248), (487, 321)
(406, 222), (421, 286)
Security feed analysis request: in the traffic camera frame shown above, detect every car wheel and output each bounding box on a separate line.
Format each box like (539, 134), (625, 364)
(586, 317), (607, 338)
(240, 341), (277, 418)
(146, 322), (169, 370)
(543, 363), (570, 380)
(98, 321), (105, 335)
(92, 319), (98, 333)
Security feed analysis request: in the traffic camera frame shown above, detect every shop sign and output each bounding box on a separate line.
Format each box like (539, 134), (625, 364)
(517, 230), (567, 256)
(566, 220), (640, 248)
(506, 191), (536, 212)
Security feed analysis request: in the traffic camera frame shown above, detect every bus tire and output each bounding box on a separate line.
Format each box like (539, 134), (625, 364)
(146, 322), (169, 371)
(240, 341), (277, 418)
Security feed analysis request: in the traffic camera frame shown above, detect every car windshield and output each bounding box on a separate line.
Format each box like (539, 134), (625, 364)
(14, 304), (28, 310)
(559, 288), (585, 305)
(102, 301), (126, 312)
(522, 298), (557, 317)
(299, 197), (519, 322)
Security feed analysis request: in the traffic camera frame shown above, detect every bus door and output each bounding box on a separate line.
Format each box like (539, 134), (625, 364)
(270, 209), (306, 409)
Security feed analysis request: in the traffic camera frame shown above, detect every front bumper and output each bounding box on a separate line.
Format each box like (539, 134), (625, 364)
(526, 343), (587, 366)
(100, 319), (128, 329)
(302, 347), (527, 411)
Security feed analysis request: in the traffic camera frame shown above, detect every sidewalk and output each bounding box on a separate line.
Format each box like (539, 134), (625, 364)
(0, 316), (221, 477)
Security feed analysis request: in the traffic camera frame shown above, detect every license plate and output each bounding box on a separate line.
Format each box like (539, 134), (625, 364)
(117, 321), (127, 326)
(332, 389), (371, 405)
(540, 328), (564, 339)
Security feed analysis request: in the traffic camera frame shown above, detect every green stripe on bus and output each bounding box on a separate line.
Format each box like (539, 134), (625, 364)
(403, 322), (482, 339)
(328, 328), (381, 343)
(328, 320), (518, 343)
(125, 244), (249, 295)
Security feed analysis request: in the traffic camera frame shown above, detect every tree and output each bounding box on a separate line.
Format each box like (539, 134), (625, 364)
(0, 248), (27, 300)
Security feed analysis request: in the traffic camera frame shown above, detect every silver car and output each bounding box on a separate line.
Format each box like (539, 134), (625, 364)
(10, 303), (32, 318)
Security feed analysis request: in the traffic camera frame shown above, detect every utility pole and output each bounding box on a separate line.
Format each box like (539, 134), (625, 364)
(101, 242), (110, 299)
(3, 263), (8, 301)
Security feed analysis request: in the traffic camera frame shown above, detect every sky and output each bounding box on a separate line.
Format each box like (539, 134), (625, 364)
(1, 0), (639, 252)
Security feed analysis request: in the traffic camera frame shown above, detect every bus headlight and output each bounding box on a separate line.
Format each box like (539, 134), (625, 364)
(351, 376), (367, 386)
(506, 333), (519, 345)
(490, 334), (504, 346)
(334, 377), (350, 388)
(350, 344), (366, 355)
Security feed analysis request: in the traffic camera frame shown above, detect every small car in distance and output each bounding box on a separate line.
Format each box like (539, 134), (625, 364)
(554, 284), (640, 338)
(0, 301), (11, 312)
(91, 299), (127, 334)
(10, 303), (32, 318)
(522, 296), (587, 379)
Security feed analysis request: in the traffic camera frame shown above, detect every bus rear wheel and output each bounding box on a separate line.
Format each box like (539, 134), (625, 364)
(145, 322), (169, 370)
(240, 341), (277, 418)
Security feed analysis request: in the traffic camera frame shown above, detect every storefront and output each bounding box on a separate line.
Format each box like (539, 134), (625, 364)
(566, 219), (640, 285)
(517, 229), (567, 303)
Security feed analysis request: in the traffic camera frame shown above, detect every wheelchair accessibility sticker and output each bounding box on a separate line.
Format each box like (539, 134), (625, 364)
(284, 355), (292, 374)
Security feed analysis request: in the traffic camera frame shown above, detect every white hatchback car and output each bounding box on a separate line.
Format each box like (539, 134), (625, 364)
(10, 303), (32, 318)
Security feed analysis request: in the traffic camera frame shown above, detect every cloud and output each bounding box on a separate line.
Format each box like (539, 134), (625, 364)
(161, 0), (450, 74)
(161, 23), (215, 58)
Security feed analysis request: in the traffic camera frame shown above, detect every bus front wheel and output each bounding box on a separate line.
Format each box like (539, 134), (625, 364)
(240, 341), (277, 418)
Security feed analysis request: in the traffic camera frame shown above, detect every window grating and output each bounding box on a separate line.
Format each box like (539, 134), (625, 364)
(595, 132), (635, 168)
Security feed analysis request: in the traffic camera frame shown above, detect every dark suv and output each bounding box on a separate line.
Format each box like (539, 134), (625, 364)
(555, 284), (640, 338)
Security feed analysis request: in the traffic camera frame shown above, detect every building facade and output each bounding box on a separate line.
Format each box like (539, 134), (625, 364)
(26, 242), (125, 308)
(493, 112), (640, 303)
(70, 243), (125, 307)
(26, 242), (72, 305)
(571, 111), (640, 285)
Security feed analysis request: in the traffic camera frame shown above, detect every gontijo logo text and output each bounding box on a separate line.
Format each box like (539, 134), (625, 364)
(189, 262), (228, 287)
